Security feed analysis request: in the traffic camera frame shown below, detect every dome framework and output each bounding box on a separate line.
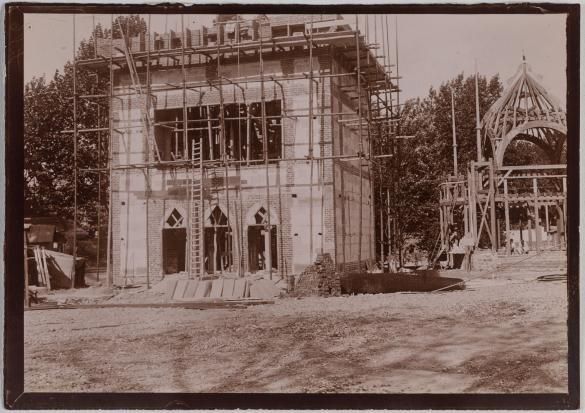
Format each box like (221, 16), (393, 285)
(436, 59), (567, 265)
(482, 58), (566, 167)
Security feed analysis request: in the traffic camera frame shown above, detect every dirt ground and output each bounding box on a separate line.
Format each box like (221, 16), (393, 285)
(24, 277), (568, 393)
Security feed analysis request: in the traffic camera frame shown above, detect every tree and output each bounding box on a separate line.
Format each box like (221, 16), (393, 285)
(24, 15), (146, 247)
(375, 73), (504, 262)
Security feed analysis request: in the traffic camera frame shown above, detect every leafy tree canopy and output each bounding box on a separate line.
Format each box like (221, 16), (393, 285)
(24, 15), (146, 229)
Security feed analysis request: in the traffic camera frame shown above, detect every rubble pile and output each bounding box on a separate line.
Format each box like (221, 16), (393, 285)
(292, 253), (341, 297)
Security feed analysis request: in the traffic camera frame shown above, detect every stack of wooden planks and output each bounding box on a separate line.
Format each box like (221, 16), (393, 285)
(32, 246), (51, 290)
(166, 277), (281, 302)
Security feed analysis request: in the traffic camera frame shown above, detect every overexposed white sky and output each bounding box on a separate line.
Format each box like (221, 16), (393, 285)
(24, 13), (567, 102)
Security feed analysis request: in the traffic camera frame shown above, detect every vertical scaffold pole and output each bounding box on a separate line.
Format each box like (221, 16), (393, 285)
(72, 14), (78, 289)
(259, 25), (272, 279)
(355, 15), (364, 272)
(181, 15), (190, 278)
(106, 14), (114, 287)
(451, 88), (458, 177)
(146, 14), (152, 288)
(475, 61), (483, 162)
(394, 16), (402, 266)
(308, 15), (315, 265)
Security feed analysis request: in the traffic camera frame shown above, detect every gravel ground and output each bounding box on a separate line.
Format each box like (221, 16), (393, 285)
(24, 277), (568, 393)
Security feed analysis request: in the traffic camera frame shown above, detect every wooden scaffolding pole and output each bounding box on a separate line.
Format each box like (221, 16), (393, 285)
(106, 14), (114, 287)
(475, 62), (483, 162)
(308, 15), (315, 266)
(451, 88), (458, 177)
(72, 14), (78, 289)
(355, 15), (364, 271)
(259, 26), (273, 279)
(145, 14), (152, 287)
(504, 178), (511, 256)
(488, 162), (497, 252)
(394, 16), (402, 266)
(533, 177), (541, 252)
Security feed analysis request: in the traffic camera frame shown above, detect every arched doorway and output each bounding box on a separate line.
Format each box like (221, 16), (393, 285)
(247, 206), (278, 273)
(162, 207), (186, 275)
(204, 206), (233, 274)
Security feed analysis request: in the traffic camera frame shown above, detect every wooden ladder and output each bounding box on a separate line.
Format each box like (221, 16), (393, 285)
(190, 140), (203, 277)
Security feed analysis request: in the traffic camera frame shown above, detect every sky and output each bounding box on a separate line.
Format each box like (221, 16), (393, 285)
(24, 13), (567, 103)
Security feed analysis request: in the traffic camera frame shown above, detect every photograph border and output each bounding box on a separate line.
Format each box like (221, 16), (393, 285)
(4, 2), (580, 409)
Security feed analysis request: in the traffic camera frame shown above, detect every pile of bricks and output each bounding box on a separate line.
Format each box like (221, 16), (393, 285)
(291, 253), (341, 297)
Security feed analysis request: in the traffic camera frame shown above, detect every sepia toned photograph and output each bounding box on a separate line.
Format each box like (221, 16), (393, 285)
(4, 3), (579, 409)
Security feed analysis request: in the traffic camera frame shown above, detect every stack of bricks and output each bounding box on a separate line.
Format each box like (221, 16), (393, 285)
(291, 253), (341, 297)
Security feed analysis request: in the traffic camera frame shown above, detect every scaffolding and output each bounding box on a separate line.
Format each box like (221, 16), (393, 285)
(438, 59), (567, 263)
(71, 13), (403, 285)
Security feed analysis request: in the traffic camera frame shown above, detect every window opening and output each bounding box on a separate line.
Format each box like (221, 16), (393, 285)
(204, 206), (233, 274)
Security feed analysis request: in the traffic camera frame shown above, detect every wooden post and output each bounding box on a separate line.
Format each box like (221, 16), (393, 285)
(488, 162), (497, 252)
(106, 13), (114, 288)
(469, 164), (477, 244)
(264, 227), (271, 273)
(450, 89), (458, 177)
(463, 205), (469, 235)
(474, 64), (482, 162)
(496, 217), (501, 251)
(24, 230), (30, 307)
(545, 204), (550, 249)
(72, 14), (78, 289)
(439, 206), (445, 251)
(527, 214), (533, 250)
(207, 107), (214, 161)
(246, 104), (251, 165)
(557, 177), (567, 248)
(533, 178), (541, 252)
(386, 188), (391, 256)
(354, 15), (365, 271)
(504, 179), (511, 256)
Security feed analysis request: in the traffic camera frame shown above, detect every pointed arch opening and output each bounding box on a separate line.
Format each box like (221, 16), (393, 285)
(247, 206), (278, 273)
(204, 205), (233, 274)
(162, 207), (186, 274)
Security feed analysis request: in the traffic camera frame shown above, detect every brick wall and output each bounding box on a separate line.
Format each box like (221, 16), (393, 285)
(110, 46), (375, 285)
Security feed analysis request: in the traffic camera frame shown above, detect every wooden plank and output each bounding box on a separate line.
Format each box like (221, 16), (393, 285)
(41, 248), (51, 290)
(165, 279), (179, 301)
(33, 247), (45, 286)
(209, 279), (224, 298)
(221, 279), (235, 298)
(172, 279), (189, 300)
(233, 279), (246, 298)
(184, 280), (199, 298)
(244, 280), (251, 298)
(25, 300), (275, 311)
(194, 280), (212, 299)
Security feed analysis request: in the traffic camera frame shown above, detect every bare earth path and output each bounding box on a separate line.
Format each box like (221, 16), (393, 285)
(24, 278), (567, 393)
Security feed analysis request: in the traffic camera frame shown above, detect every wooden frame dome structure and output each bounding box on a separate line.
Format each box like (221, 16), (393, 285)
(482, 58), (567, 167)
(437, 58), (567, 264)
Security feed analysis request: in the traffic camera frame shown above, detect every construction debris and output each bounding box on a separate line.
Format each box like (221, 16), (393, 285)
(292, 253), (341, 297)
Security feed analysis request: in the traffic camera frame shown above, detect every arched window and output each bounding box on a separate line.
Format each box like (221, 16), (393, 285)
(254, 207), (268, 225)
(248, 206), (278, 273)
(164, 208), (185, 228)
(162, 208), (186, 274)
(207, 206), (229, 226)
(204, 206), (233, 274)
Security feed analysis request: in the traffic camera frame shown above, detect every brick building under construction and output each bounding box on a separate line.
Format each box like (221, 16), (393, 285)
(77, 14), (399, 285)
